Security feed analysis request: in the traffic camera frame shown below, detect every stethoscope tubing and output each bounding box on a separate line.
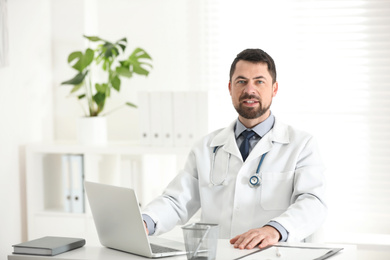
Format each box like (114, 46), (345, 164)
(210, 146), (267, 187)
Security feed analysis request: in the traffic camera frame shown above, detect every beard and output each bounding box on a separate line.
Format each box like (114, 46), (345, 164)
(234, 94), (271, 119)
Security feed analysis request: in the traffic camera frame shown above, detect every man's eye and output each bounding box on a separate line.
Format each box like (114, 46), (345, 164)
(257, 80), (264, 84)
(237, 80), (246, 84)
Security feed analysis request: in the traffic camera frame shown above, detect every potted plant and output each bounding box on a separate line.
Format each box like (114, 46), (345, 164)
(61, 35), (152, 144)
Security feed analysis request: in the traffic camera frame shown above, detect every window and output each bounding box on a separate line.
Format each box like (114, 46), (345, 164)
(202, 0), (390, 242)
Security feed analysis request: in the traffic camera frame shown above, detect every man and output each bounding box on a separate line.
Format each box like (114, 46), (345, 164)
(143, 49), (327, 250)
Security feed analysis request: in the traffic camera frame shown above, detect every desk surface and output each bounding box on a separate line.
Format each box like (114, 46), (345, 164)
(8, 240), (356, 260)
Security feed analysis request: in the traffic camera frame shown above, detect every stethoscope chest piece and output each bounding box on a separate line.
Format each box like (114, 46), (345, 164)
(210, 146), (268, 188)
(249, 173), (261, 187)
(248, 152), (267, 188)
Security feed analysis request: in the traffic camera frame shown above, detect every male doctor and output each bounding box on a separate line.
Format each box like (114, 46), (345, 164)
(142, 48), (327, 250)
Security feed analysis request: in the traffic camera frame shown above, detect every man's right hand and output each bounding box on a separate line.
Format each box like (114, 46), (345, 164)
(230, 226), (280, 250)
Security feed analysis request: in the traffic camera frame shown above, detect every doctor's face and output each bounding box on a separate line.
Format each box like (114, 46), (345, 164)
(229, 60), (278, 127)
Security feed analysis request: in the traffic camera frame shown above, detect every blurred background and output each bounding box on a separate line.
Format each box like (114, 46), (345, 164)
(1, 0), (389, 259)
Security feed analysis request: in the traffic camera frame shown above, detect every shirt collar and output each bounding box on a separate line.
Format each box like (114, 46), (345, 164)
(234, 112), (275, 139)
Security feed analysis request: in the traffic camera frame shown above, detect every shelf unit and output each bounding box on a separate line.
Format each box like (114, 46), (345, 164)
(25, 142), (190, 245)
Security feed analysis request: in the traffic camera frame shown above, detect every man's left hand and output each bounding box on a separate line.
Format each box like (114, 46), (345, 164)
(229, 226), (281, 250)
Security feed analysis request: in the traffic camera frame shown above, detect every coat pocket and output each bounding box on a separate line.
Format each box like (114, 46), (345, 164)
(260, 170), (294, 210)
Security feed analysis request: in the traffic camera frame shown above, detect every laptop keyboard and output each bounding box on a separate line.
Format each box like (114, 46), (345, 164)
(150, 243), (181, 253)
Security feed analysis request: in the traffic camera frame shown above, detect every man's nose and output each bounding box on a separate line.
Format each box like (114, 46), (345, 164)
(244, 81), (256, 94)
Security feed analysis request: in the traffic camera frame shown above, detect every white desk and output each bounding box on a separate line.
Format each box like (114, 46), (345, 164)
(8, 240), (356, 260)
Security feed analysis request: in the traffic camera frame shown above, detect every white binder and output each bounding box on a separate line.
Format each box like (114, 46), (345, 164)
(173, 92), (189, 146)
(160, 92), (174, 146)
(61, 154), (85, 213)
(69, 155), (85, 214)
(186, 91), (197, 146)
(196, 91), (209, 139)
(149, 92), (164, 146)
(61, 155), (72, 213)
(138, 91), (209, 147)
(138, 91), (151, 145)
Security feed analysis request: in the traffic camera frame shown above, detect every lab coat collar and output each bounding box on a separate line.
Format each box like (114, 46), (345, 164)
(210, 117), (290, 161)
(210, 120), (241, 158)
(245, 117), (290, 162)
(269, 117), (290, 144)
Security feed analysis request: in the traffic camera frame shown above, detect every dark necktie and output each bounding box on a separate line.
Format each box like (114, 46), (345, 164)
(239, 130), (256, 161)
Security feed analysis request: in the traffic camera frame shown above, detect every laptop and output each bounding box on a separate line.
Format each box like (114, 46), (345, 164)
(84, 181), (186, 258)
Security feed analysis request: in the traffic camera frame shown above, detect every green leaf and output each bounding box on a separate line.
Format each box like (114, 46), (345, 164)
(118, 44), (126, 52)
(68, 48), (94, 72)
(116, 66), (133, 78)
(131, 47), (152, 60)
(61, 71), (87, 85)
(106, 84), (111, 97)
(95, 83), (107, 93)
(67, 52), (83, 72)
(133, 64), (150, 76)
(126, 102), (137, 108)
(93, 92), (106, 106)
(107, 46), (119, 58)
(115, 38), (127, 52)
(68, 51), (82, 63)
(85, 48), (94, 65)
(78, 94), (86, 99)
(111, 75), (121, 91)
(83, 35), (103, 42)
(101, 42), (115, 58)
(93, 92), (106, 114)
(70, 83), (83, 93)
(116, 37), (127, 45)
(127, 48), (153, 76)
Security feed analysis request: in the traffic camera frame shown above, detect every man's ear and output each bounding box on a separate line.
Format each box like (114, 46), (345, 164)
(272, 81), (278, 97)
(228, 81), (232, 95)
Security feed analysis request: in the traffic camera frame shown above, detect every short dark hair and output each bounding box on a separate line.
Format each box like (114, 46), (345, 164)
(229, 49), (277, 84)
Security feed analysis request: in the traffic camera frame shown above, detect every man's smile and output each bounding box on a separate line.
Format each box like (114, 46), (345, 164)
(242, 99), (259, 107)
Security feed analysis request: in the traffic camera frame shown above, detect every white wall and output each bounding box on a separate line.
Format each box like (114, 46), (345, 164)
(0, 0), (53, 256)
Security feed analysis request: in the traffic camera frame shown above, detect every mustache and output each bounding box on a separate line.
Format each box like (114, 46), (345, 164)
(239, 93), (260, 101)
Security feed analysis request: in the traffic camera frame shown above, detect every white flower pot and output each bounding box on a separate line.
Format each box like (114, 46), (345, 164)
(77, 117), (107, 145)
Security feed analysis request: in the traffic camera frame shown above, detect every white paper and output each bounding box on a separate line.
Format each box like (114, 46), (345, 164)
(237, 246), (342, 260)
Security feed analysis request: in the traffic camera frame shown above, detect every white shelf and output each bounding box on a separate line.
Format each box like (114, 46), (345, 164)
(35, 209), (90, 217)
(25, 141), (190, 243)
(26, 141), (191, 155)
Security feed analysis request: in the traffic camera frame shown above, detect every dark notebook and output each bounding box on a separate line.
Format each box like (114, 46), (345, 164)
(12, 236), (85, 256)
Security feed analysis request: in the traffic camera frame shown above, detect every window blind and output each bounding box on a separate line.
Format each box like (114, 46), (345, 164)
(200, 0), (390, 240)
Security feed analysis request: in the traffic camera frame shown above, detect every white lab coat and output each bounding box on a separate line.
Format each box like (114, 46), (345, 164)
(143, 117), (327, 242)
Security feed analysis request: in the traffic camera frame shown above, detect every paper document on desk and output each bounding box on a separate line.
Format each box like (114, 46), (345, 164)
(235, 245), (343, 260)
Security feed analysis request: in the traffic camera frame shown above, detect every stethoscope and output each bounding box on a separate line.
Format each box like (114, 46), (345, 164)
(209, 146), (267, 188)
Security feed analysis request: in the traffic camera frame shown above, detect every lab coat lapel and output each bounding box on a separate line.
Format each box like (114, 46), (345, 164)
(210, 118), (290, 162)
(210, 120), (242, 159)
(245, 117), (290, 162)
